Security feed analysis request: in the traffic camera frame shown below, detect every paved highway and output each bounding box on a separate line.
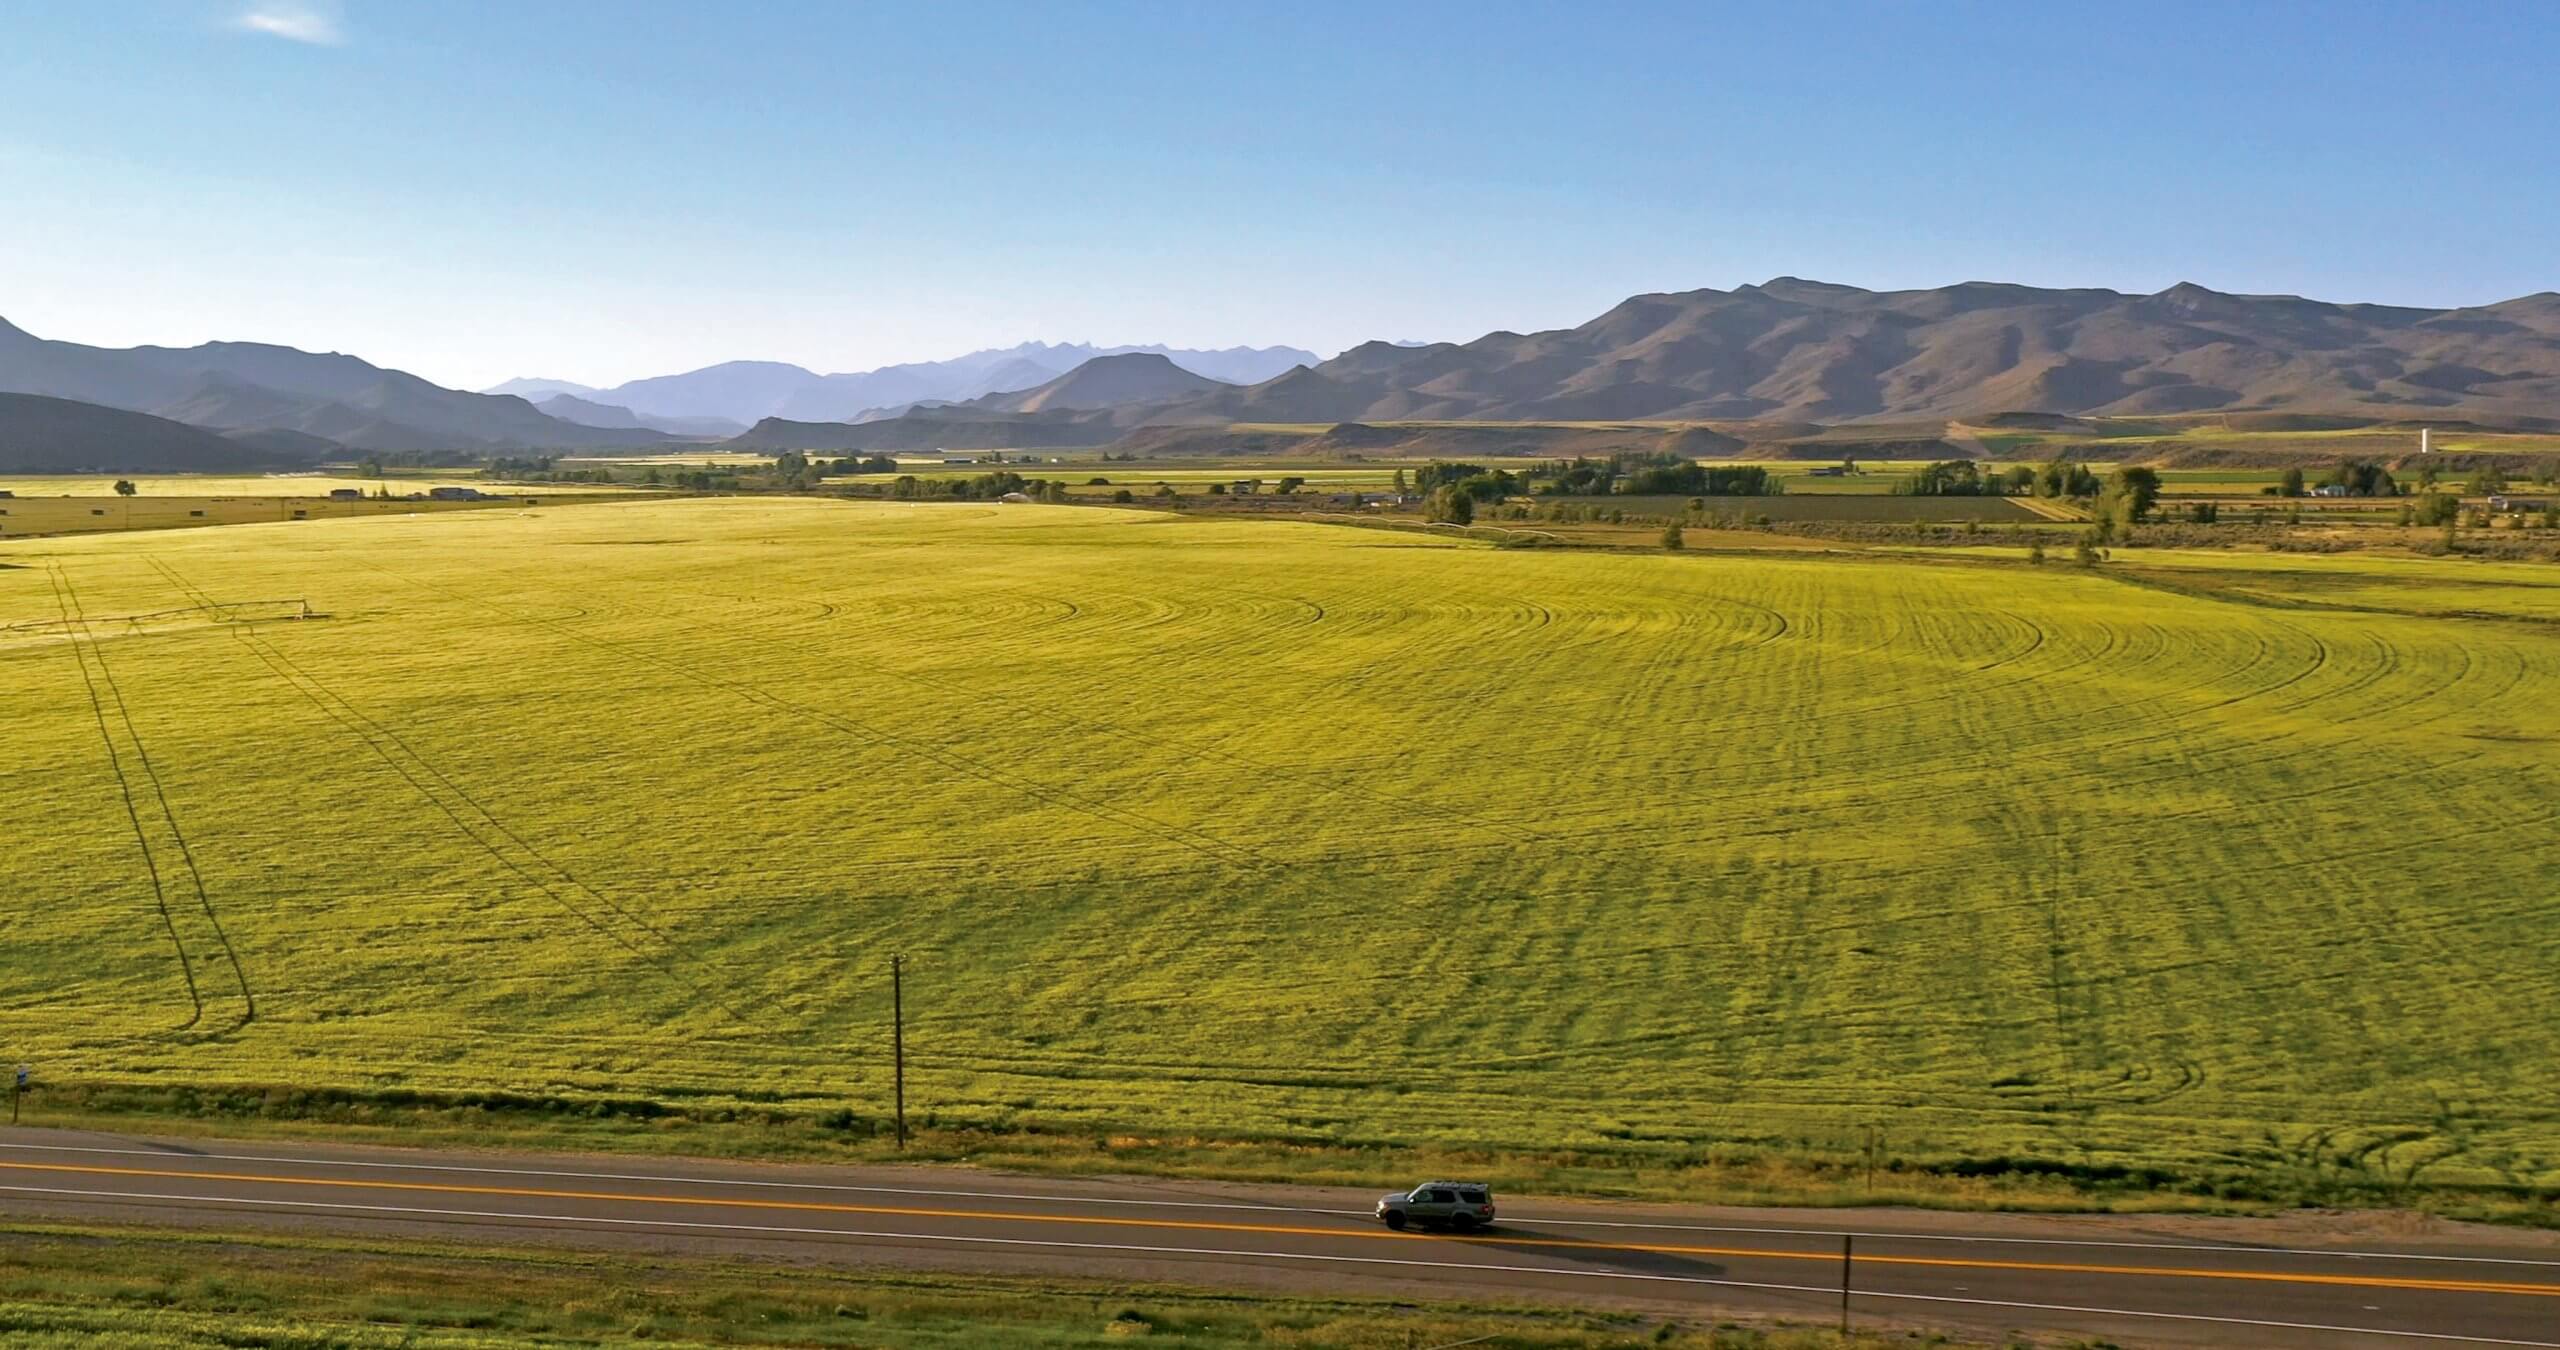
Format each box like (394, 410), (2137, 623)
(1, 1127), (2554, 1347)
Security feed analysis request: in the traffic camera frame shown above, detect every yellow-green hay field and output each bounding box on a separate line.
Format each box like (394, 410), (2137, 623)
(4, 499), (2557, 1202)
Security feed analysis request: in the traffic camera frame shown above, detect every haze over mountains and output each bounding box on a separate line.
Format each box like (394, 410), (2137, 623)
(490, 341), (1322, 427)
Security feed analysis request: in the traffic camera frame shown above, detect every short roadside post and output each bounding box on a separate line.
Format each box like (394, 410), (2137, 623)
(11, 1064), (25, 1125)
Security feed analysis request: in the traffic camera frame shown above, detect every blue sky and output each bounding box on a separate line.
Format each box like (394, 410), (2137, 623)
(4, 1), (2555, 389)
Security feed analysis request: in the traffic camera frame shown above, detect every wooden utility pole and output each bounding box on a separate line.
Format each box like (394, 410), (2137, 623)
(1839, 1233), (1853, 1332)
(891, 955), (907, 1149)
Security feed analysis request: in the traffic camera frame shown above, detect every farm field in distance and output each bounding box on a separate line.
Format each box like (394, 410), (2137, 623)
(4, 497), (2557, 1212)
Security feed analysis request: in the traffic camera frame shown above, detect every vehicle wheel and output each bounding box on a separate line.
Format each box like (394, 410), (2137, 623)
(1449, 1216), (1478, 1232)
(1382, 1210), (1407, 1231)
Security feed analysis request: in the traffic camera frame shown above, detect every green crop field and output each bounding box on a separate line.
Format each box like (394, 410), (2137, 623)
(1587, 493), (2044, 523)
(0, 474), (629, 498)
(4, 499), (2557, 1203)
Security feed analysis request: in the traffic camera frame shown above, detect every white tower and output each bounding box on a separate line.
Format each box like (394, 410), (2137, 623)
(2421, 427), (2432, 455)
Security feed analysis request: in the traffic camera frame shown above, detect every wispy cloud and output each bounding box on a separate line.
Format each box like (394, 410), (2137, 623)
(231, 1), (345, 45)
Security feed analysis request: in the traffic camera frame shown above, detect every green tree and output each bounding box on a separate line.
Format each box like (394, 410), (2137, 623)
(2473, 464), (2510, 495)
(2074, 531), (2103, 566)
(2108, 466), (2162, 522)
(1424, 486), (1474, 525)
(2279, 467), (2306, 498)
(113, 479), (137, 497)
(1390, 469), (1409, 495)
(1660, 521), (1685, 551)
(2026, 535), (2047, 565)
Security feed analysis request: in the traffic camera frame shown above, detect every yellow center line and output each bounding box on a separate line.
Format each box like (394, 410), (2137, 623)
(5, 1160), (2553, 1298)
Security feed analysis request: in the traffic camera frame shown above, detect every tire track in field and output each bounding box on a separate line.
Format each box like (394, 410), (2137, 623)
(363, 563), (1272, 871)
(46, 564), (255, 1029)
(141, 559), (766, 1028)
(45, 565), (206, 1031)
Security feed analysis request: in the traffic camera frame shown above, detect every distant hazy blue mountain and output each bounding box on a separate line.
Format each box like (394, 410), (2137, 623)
(510, 341), (1322, 426)
(485, 377), (602, 400)
(533, 393), (745, 439)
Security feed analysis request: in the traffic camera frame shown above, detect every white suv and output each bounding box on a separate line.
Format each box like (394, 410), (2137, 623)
(1377, 1181), (1495, 1231)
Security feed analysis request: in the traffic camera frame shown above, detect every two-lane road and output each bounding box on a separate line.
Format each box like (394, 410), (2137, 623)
(0, 1127), (2554, 1347)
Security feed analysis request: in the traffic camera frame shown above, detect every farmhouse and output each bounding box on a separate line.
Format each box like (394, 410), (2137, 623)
(328, 488), (363, 500)
(426, 486), (485, 501)
(1231, 479), (1263, 494)
(2489, 495), (2550, 512)
(2310, 484), (2350, 498)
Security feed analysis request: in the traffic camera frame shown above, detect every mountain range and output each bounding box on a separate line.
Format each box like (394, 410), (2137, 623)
(491, 341), (1321, 426)
(0, 317), (669, 453)
(10, 279), (2559, 471)
(718, 280), (2560, 453)
(1081, 279), (2560, 428)
(725, 353), (1238, 452)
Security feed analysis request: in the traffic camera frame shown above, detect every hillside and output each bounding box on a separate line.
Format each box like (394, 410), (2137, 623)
(0, 317), (664, 451)
(0, 392), (314, 472)
(728, 408), (1125, 451)
(1135, 279), (2560, 425)
(966, 352), (1232, 413)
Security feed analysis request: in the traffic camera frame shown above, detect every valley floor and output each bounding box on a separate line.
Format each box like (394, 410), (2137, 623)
(2, 497), (2555, 1218)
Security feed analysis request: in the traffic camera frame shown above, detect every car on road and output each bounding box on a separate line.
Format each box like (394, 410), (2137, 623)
(1377, 1181), (1495, 1231)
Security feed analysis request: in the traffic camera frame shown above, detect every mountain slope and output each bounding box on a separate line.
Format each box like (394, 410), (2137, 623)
(966, 353), (1232, 413)
(0, 318), (666, 451)
(1144, 281), (2560, 425)
(534, 393), (745, 438)
(0, 392), (315, 473)
(728, 408), (1126, 451)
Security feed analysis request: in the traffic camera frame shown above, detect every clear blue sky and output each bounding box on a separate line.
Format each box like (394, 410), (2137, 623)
(4, 1), (2554, 390)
